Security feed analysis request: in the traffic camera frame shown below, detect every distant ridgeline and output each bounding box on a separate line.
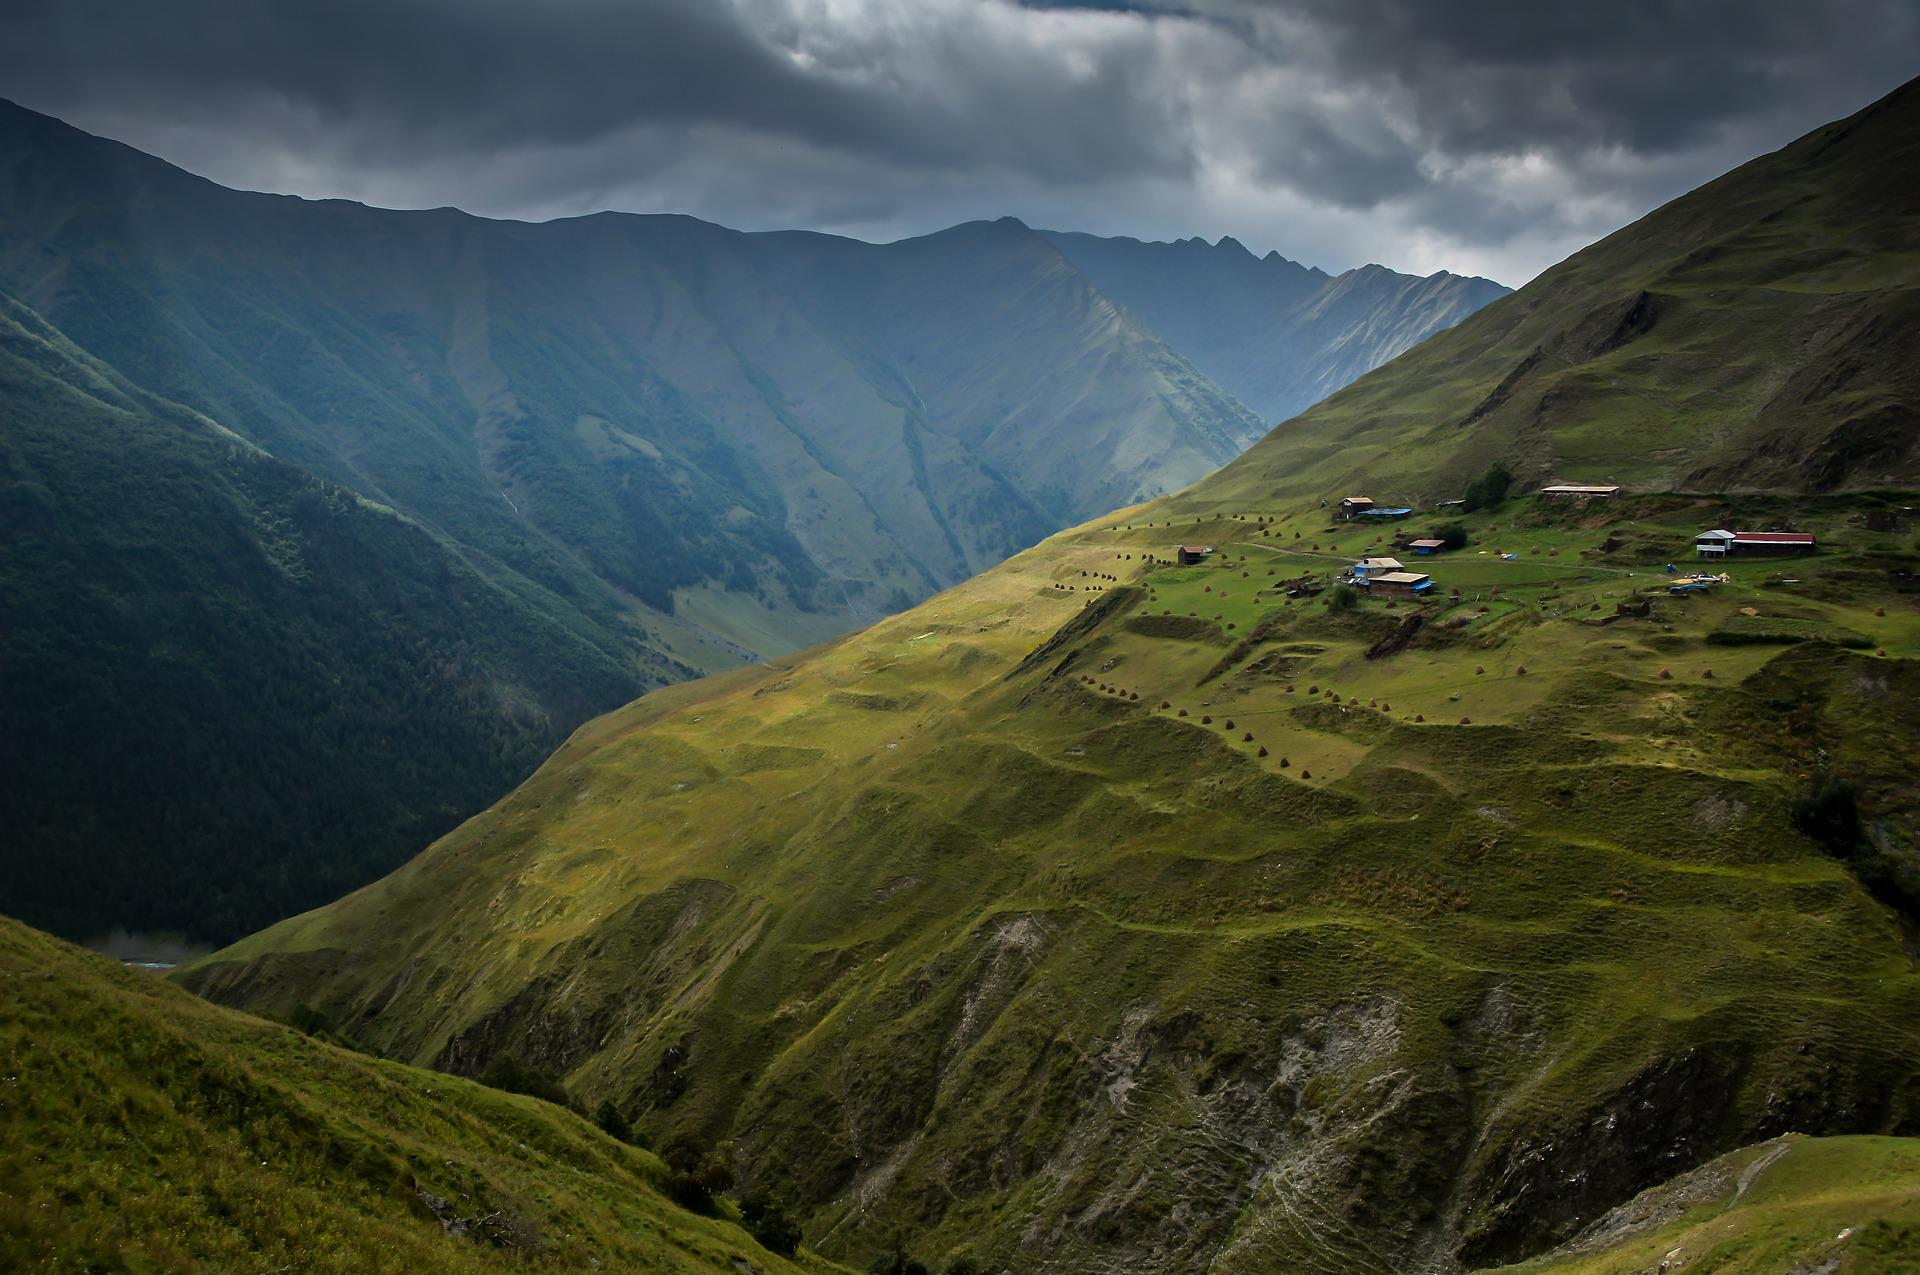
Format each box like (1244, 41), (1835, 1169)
(0, 98), (1502, 942)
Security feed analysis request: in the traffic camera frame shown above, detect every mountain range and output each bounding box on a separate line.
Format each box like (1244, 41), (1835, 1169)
(1041, 230), (1509, 424)
(179, 76), (1920, 1274)
(0, 98), (1503, 942)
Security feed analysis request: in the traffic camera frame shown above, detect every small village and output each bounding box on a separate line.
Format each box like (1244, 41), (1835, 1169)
(1146, 482), (1823, 615)
(1031, 477), (1901, 792)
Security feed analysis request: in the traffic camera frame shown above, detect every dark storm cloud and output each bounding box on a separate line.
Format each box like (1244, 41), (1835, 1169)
(0, 0), (1194, 180)
(1247, 0), (1917, 152)
(2, 0), (1915, 282)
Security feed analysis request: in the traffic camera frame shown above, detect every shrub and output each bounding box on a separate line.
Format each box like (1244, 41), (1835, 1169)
(1327, 584), (1360, 613)
(478, 1052), (571, 1109)
(661, 1132), (735, 1216)
(288, 1002), (331, 1036)
(1463, 462), (1513, 512)
(869, 1250), (931, 1275)
(1434, 521), (1469, 550)
(1793, 773), (1864, 858)
(593, 1099), (632, 1143)
(740, 1191), (803, 1256)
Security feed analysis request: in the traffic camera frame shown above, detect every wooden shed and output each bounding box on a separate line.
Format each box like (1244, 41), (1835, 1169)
(1336, 497), (1376, 520)
(1540, 483), (1621, 500)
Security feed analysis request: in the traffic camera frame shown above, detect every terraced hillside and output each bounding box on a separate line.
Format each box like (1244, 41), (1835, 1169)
(185, 482), (1920, 1272)
(0, 915), (851, 1274)
(181, 80), (1920, 1273)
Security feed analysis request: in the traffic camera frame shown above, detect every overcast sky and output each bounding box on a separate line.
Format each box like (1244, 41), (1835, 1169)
(4, 0), (1917, 284)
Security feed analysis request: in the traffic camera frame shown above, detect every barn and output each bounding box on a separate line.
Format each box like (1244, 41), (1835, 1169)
(1361, 571), (1434, 599)
(1350, 556), (1405, 578)
(1695, 530), (1816, 558)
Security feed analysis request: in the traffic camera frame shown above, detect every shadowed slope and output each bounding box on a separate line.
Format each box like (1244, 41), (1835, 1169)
(1483, 1134), (1920, 1274)
(0, 914), (850, 1273)
(0, 294), (638, 941)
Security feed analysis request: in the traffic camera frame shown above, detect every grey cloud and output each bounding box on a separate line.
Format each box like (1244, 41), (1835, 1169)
(1, 0), (1915, 284)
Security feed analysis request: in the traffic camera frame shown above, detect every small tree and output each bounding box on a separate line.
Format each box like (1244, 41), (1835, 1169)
(1327, 584), (1360, 613)
(1435, 521), (1469, 550)
(593, 1099), (632, 1144)
(1463, 462), (1513, 512)
(478, 1052), (571, 1108)
(661, 1132), (734, 1216)
(870, 1243), (932, 1275)
(740, 1190), (803, 1257)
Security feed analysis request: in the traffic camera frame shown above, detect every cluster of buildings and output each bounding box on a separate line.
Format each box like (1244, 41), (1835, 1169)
(1341, 556), (1434, 599)
(1161, 482), (1821, 611)
(1337, 484), (1623, 521)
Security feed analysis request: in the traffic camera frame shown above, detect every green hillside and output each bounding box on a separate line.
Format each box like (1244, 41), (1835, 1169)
(0, 295), (641, 942)
(1195, 77), (1920, 506)
(1042, 231), (1509, 423)
(180, 79), (1920, 1273)
(0, 99), (1307, 943)
(0, 914), (849, 1273)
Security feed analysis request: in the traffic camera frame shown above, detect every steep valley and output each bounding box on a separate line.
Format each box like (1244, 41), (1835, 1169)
(0, 97), (1503, 944)
(176, 76), (1920, 1273)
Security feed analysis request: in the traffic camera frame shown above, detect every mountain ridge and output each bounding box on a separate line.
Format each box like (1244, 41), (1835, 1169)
(1194, 73), (1920, 506)
(1040, 226), (1510, 423)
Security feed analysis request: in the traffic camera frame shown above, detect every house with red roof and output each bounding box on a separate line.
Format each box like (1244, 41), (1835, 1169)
(1695, 529), (1816, 558)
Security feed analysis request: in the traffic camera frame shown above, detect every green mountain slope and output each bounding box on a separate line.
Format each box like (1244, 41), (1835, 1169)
(0, 294), (642, 942)
(1196, 78), (1920, 505)
(0, 98), (1263, 664)
(180, 78), (1920, 1273)
(0, 101), (1271, 945)
(1042, 230), (1510, 422)
(0, 100), (1284, 942)
(0, 914), (849, 1273)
